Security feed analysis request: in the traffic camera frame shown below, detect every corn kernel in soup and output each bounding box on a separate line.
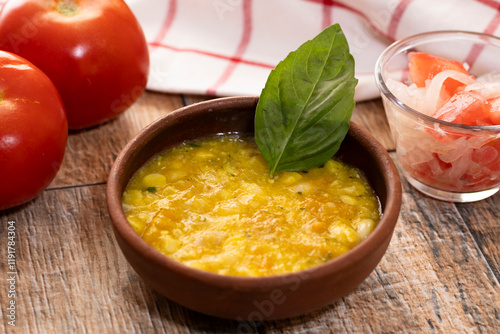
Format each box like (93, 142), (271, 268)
(122, 135), (381, 277)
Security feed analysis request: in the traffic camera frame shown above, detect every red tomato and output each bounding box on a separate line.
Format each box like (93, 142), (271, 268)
(0, 51), (67, 210)
(408, 52), (470, 89)
(433, 91), (491, 125)
(0, 0), (149, 129)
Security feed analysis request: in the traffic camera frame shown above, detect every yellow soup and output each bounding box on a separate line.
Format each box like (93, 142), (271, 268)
(122, 135), (381, 277)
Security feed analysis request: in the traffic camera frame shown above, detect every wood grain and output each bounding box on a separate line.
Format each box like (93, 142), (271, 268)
(351, 98), (395, 151)
(1, 93), (499, 333)
(48, 91), (185, 189)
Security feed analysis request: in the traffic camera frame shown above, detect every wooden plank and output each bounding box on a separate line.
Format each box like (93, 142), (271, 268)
(48, 91), (185, 189)
(181, 94), (213, 106)
(1, 186), (160, 333)
(456, 198), (500, 282)
(351, 98), (395, 151)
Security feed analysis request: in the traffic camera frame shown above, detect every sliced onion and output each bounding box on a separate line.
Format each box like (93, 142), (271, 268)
(477, 71), (500, 83)
(386, 78), (426, 112)
(424, 70), (476, 115)
(464, 82), (500, 99)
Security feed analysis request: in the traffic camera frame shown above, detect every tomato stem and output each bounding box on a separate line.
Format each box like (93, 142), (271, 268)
(56, 0), (79, 16)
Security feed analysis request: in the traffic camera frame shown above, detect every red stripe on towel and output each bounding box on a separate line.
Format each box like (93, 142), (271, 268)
(148, 42), (275, 69)
(306, 0), (393, 40)
(387, 0), (414, 40)
(206, 0), (254, 96)
(322, 0), (333, 29)
(149, 0), (177, 52)
(465, 5), (500, 67)
(475, 0), (500, 10)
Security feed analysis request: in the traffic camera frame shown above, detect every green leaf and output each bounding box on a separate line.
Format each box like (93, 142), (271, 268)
(255, 24), (358, 177)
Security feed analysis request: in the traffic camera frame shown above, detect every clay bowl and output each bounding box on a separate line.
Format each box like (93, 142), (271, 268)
(106, 96), (402, 321)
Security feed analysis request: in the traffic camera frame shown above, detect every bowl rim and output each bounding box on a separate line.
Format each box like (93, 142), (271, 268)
(106, 96), (402, 288)
(374, 30), (500, 133)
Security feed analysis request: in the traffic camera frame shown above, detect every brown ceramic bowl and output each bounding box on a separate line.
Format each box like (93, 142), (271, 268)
(106, 96), (402, 321)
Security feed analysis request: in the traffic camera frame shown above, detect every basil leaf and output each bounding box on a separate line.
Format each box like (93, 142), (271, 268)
(255, 24), (357, 177)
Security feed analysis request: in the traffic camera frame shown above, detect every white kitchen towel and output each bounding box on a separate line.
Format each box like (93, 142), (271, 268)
(126, 1), (500, 101)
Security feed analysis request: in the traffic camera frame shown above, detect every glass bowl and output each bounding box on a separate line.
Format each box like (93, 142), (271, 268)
(375, 31), (500, 202)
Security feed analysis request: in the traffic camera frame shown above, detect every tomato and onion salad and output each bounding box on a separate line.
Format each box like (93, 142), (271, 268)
(384, 52), (500, 193)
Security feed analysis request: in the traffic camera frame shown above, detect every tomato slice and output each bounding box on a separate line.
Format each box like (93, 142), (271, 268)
(433, 91), (492, 125)
(442, 78), (467, 98)
(488, 96), (500, 125)
(408, 52), (470, 89)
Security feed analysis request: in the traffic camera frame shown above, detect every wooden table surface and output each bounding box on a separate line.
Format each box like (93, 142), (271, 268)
(1, 91), (499, 333)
